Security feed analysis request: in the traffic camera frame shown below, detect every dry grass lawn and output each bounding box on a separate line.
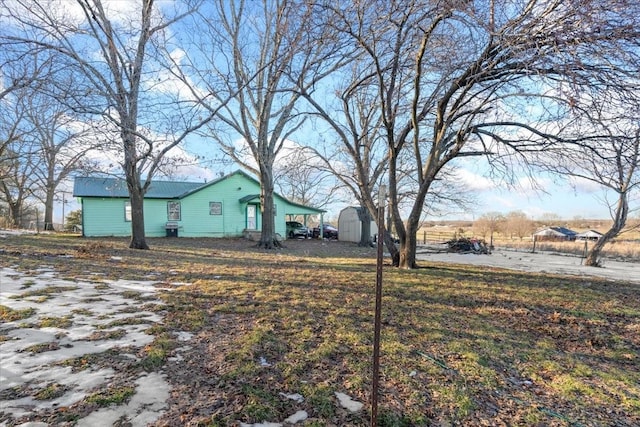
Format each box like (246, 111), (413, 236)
(1, 234), (639, 426)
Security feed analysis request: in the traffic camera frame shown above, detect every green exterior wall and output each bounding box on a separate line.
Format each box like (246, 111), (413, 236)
(79, 171), (322, 238)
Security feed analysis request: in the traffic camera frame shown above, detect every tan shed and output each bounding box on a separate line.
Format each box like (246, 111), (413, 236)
(337, 206), (377, 243)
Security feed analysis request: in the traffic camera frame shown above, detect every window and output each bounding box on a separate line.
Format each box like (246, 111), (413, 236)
(209, 201), (222, 215)
(167, 201), (181, 221)
(124, 201), (132, 222)
(247, 205), (256, 229)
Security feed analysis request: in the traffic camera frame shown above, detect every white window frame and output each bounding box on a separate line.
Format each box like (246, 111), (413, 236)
(124, 201), (132, 222)
(209, 201), (222, 215)
(167, 201), (181, 221)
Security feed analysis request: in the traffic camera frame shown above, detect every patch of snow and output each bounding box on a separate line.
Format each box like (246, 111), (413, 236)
(167, 281), (192, 287)
(284, 410), (308, 423)
(335, 392), (363, 412)
(258, 356), (272, 367)
(0, 267), (170, 425)
(0, 228), (38, 236)
(279, 392), (304, 403)
(174, 331), (193, 342)
(239, 423), (283, 427)
(76, 373), (170, 427)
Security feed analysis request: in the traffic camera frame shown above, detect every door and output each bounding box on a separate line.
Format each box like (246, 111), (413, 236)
(247, 205), (257, 230)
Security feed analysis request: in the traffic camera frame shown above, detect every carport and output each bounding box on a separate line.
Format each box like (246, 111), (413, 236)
(284, 202), (326, 236)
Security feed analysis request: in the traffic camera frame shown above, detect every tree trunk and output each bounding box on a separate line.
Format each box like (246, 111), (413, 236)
(358, 206), (373, 247)
(382, 230), (400, 266)
(399, 215), (419, 269)
(396, 182), (427, 268)
(43, 187), (55, 231)
(584, 236), (606, 267)
(124, 145), (148, 250)
(128, 187), (149, 249)
(8, 202), (21, 228)
(584, 193), (628, 267)
(258, 166), (282, 249)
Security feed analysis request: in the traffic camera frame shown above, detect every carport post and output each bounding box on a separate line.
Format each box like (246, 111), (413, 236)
(371, 185), (386, 426)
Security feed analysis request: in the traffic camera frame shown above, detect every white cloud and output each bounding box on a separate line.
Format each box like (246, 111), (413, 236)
(230, 137), (325, 171)
(5, 0), (145, 27)
(567, 176), (602, 194)
(454, 169), (496, 192)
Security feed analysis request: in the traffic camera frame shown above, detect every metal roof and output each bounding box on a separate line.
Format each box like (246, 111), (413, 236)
(533, 226), (577, 236)
(73, 176), (203, 199)
(576, 230), (603, 237)
(72, 170), (326, 214)
(239, 194), (260, 203)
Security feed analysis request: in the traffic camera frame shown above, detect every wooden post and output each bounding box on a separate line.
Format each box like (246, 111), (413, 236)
(371, 185), (386, 427)
(532, 235), (536, 253)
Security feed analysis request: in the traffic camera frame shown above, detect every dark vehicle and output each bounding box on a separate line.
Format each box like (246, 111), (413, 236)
(286, 221), (309, 239)
(312, 223), (338, 239)
(373, 233), (400, 244)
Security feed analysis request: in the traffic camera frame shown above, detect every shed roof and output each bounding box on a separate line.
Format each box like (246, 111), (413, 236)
(533, 226), (577, 237)
(576, 230), (603, 238)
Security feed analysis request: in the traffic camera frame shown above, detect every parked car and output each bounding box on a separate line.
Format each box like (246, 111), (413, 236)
(286, 221), (309, 239)
(312, 223), (338, 239)
(373, 233), (400, 244)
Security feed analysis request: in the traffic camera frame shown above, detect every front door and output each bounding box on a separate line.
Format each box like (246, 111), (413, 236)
(247, 205), (257, 230)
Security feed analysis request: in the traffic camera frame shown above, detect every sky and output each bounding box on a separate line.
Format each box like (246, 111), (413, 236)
(450, 170), (612, 222)
(3, 0), (625, 228)
(52, 142), (619, 227)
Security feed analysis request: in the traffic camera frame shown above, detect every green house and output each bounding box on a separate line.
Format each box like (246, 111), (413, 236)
(72, 170), (324, 238)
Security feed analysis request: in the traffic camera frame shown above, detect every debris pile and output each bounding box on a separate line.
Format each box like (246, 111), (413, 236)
(447, 238), (489, 254)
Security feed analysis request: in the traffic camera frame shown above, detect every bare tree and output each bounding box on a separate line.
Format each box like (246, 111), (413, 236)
(0, 103), (27, 185)
(302, 0), (640, 268)
(23, 79), (100, 230)
(169, 0), (348, 248)
(273, 147), (339, 210)
(0, 40), (52, 102)
(296, 39), (392, 247)
(475, 212), (504, 248)
(0, 51), (55, 176)
(538, 213), (563, 225)
(546, 89), (639, 266)
(0, 123), (38, 227)
(2, 0), (209, 249)
(504, 210), (533, 241)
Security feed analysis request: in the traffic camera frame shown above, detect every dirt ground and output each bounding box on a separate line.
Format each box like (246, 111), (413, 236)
(289, 238), (639, 284)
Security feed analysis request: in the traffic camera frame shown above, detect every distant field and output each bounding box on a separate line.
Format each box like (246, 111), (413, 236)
(417, 223), (640, 261)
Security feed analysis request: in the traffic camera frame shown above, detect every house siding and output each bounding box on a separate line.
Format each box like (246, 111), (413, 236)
(76, 170), (321, 238)
(81, 198), (131, 237)
(179, 173), (261, 237)
(82, 198), (171, 237)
